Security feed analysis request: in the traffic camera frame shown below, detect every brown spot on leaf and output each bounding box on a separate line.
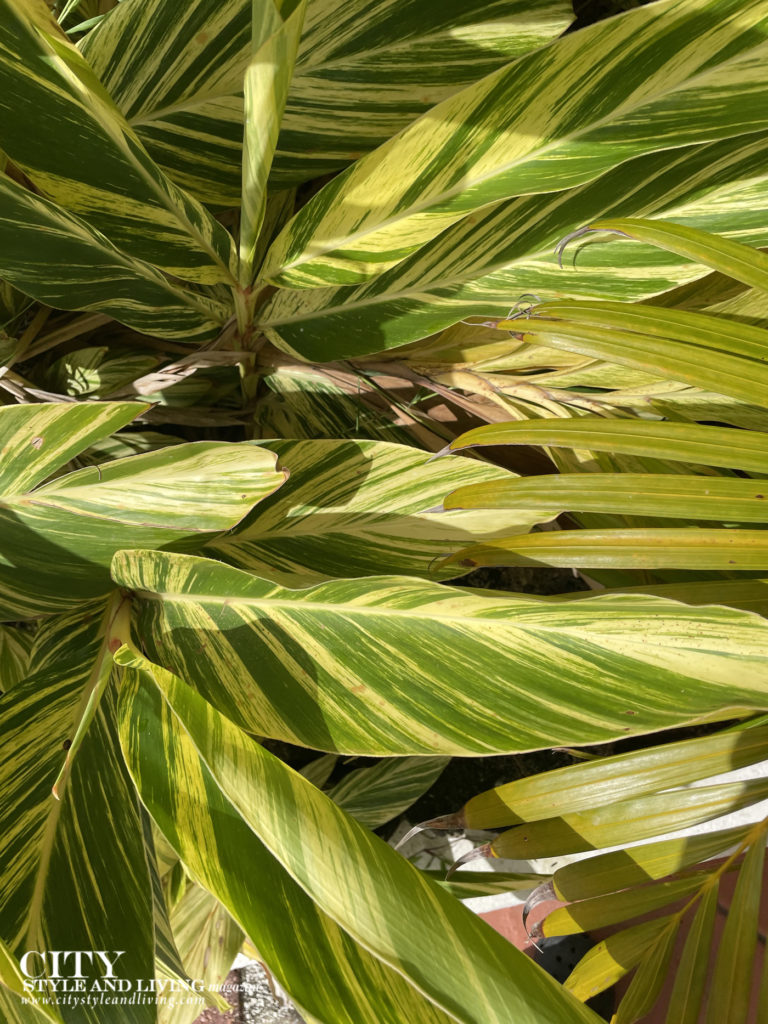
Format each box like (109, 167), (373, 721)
(31, 436), (43, 449)
(62, 739), (72, 750)
(108, 638), (122, 654)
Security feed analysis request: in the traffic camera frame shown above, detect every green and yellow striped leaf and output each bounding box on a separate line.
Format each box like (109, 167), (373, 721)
(262, 131), (768, 358)
(541, 876), (704, 939)
(0, 602), (156, 1024)
(0, 401), (146, 493)
(493, 300), (768, 408)
(665, 884), (718, 1024)
(0, 626), (34, 693)
(705, 828), (767, 1024)
(0, 176), (230, 341)
(553, 825), (751, 903)
(327, 756), (449, 829)
(254, 361), (438, 447)
(444, 474), (768, 524)
(261, 0), (768, 287)
(448, 418), (768, 475)
(445, 725), (768, 830)
(239, 0), (305, 284)
(565, 918), (676, 1002)
(117, 649), (600, 1024)
(83, 0), (570, 206)
(484, 778), (768, 860)
(159, 883), (243, 1024)
(447, 529), (768, 572)
(573, 217), (768, 293)
(0, 0), (237, 284)
(208, 439), (550, 585)
(611, 922), (678, 1024)
(112, 549), (768, 755)
(0, 406), (287, 618)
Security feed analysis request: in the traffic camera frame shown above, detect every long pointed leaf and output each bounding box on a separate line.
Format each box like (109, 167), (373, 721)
(117, 648), (601, 1024)
(112, 549), (768, 755)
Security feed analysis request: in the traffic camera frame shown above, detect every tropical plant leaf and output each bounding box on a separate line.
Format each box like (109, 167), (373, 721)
(0, 404), (287, 618)
(327, 756), (449, 828)
(116, 647), (601, 1024)
(83, 0), (571, 205)
(0, 626), (34, 693)
(479, 777), (768, 860)
(445, 474), (768, 523)
(552, 825), (752, 902)
(299, 753), (338, 788)
(565, 918), (676, 1002)
(0, 0), (237, 284)
(208, 439), (551, 585)
(569, 217), (768, 293)
(261, 0), (768, 287)
(664, 884), (718, 1024)
(158, 882), (243, 1024)
(0, 600), (156, 1024)
(239, 0), (305, 284)
(261, 130), (768, 358)
(0, 401), (147, 494)
(611, 921), (678, 1024)
(112, 549), (768, 755)
(540, 875), (704, 938)
(0, 177), (230, 341)
(447, 417), (768, 475)
(705, 828), (767, 1024)
(447, 528), (768, 572)
(253, 361), (443, 447)
(433, 725), (768, 830)
(495, 299), (768, 404)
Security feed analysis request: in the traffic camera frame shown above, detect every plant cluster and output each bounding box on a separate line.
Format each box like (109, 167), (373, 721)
(2, 1), (768, 1022)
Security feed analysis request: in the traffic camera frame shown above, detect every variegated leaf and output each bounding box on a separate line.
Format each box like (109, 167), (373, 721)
(327, 756), (449, 829)
(0, 404), (287, 618)
(117, 648), (600, 1024)
(262, 131), (768, 358)
(0, 177), (229, 341)
(0, 601), (156, 1024)
(261, 0), (768, 287)
(83, 0), (570, 205)
(0, 0), (237, 284)
(0, 626), (34, 693)
(112, 549), (768, 755)
(239, 0), (306, 284)
(208, 439), (550, 585)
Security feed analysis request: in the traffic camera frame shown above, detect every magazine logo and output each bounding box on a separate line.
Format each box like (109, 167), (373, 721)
(18, 950), (218, 1011)
(20, 950), (125, 981)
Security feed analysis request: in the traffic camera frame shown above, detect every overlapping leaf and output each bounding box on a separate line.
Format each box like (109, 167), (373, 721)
(0, 0), (236, 283)
(262, 131), (768, 359)
(327, 756), (449, 828)
(0, 601), (156, 1024)
(0, 177), (230, 341)
(112, 549), (768, 755)
(208, 439), (551, 585)
(83, 0), (570, 205)
(0, 403), (287, 619)
(261, 0), (768, 287)
(117, 648), (600, 1024)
